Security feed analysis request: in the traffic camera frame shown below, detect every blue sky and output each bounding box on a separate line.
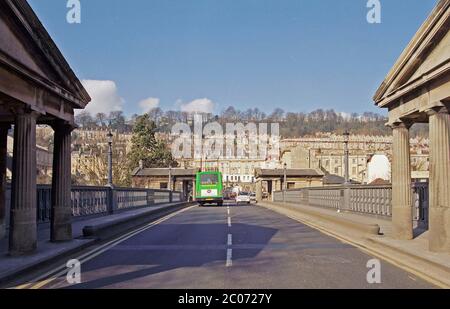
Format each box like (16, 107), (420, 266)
(28, 0), (438, 116)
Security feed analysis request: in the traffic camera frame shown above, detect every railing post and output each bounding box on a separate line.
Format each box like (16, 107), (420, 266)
(169, 191), (173, 203)
(107, 187), (117, 214)
(342, 186), (351, 212)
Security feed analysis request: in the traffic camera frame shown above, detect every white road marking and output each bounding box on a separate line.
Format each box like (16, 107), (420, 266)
(17, 205), (197, 289)
(228, 234), (233, 246)
(228, 216), (231, 227)
(226, 249), (233, 267)
(227, 208), (230, 215)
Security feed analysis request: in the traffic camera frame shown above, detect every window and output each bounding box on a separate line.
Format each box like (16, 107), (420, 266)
(200, 174), (218, 185)
(160, 182), (168, 189)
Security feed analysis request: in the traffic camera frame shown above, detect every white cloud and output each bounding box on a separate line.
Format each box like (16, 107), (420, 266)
(180, 98), (215, 114)
(139, 97), (160, 113)
(80, 80), (124, 115)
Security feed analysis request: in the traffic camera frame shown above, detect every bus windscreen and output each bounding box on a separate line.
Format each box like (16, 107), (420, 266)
(200, 174), (218, 185)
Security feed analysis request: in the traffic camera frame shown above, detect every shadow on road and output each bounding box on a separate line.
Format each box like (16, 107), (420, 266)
(64, 221), (277, 289)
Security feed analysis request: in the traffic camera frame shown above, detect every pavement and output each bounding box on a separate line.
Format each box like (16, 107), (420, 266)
(0, 202), (190, 285)
(11, 201), (436, 289)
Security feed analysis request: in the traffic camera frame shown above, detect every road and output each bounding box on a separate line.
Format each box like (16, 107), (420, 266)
(27, 202), (435, 289)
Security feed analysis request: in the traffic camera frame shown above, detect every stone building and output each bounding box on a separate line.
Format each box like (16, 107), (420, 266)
(374, 0), (450, 252)
(6, 135), (53, 183)
(131, 167), (199, 201)
(254, 168), (324, 201)
(281, 134), (431, 184)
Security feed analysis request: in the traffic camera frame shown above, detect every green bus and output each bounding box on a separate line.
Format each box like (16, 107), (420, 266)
(195, 171), (224, 206)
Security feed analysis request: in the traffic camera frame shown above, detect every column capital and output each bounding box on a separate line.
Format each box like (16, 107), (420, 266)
(50, 120), (77, 133)
(426, 105), (449, 117)
(11, 105), (41, 119)
(388, 119), (413, 130)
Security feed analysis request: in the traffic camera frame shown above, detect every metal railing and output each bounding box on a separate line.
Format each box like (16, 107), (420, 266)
(6, 185), (184, 224)
(273, 183), (429, 228)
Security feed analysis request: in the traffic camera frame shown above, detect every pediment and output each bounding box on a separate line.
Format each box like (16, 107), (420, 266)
(0, 0), (90, 108)
(374, 0), (450, 107)
(0, 13), (50, 79)
(384, 22), (450, 97)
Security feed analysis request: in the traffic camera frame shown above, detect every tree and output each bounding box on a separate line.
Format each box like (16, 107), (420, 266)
(148, 107), (164, 124)
(109, 111), (126, 132)
(95, 113), (107, 127)
(127, 114), (178, 171)
(269, 108), (285, 121)
(75, 111), (95, 128)
(73, 144), (131, 187)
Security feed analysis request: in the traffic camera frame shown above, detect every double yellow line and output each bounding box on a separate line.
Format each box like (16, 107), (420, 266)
(14, 205), (197, 290)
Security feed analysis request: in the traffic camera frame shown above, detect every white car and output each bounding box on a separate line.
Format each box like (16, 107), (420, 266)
(236, 192), (251, 204)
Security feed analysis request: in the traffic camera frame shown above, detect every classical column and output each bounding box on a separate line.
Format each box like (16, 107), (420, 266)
(255, 179), (262, 202)
(428, 106), (450, 252)
(391, 121), (413, 240)
(51, 121), (74, 242)
(0, 124), (10, 240)
(9, 111), (38, 255)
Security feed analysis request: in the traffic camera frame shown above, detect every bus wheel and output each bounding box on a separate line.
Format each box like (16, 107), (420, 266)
(218, 202), (223, 206)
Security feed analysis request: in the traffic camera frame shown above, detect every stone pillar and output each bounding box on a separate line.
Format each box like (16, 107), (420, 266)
(9, 112), (38, 255)
(428, 107), (450, 252)
(51, 121), (73, 242)
(391, 121), (413, 240)
(0, 124), (10, 240)
(192, 179), (196, 202)
(255, 179), (262, 202)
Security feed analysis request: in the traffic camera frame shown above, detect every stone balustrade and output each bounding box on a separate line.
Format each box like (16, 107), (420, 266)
(273, 183), (429, 228)
(4, 185), (184, 224)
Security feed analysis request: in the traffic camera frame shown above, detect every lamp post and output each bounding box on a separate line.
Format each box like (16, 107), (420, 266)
(106, 130), (114, 187)
(343, 131), (350, 185)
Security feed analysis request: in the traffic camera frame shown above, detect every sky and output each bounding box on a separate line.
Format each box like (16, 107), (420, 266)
(28, 0), (439, 116)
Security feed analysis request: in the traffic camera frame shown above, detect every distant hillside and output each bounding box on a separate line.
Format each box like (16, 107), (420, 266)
(74, 107), (429, 138)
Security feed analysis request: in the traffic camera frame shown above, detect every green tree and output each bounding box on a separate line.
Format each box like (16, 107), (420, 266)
(127, 114), (178, 171)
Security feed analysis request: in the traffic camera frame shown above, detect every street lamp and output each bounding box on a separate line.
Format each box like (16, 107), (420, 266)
(343, 131), (350, 185)
(107, 130), (114, 187)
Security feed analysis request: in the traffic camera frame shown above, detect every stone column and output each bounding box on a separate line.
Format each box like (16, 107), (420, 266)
(391, 121), (413, 240)
(0, 124), (10, 240)
(428, 107), (450, 252)
(192, 179), (196, 202)
(255, 179), (262, 202)
(51, 121), (73, 242)
(9, 111), (38, 255)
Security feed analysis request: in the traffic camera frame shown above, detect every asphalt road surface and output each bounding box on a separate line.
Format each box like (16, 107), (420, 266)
(35, 202), (435, 289)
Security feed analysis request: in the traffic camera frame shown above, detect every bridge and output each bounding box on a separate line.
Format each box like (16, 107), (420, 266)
(0, 0), (449, 289)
